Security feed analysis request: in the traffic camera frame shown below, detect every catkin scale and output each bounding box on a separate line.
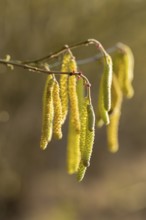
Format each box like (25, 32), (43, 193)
(53, 80), (63, 139)
(40, 76), (54, 150)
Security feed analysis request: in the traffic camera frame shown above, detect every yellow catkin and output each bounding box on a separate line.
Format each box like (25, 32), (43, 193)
(52, 80), (63, 139)
(60, 53), (72, 124)
(113, 43), (134, 98)
(40, 75), (54, 150)
(107, 74), (123, 153)
(102, 54), (113, 111)
(76, 162), (87, 182)
(68, 58), (80, 133)
(107, 111), (121, 153)
(96, 75), (110, 127)
(82, 102), (95, 167)
(67, 112), (80, 174)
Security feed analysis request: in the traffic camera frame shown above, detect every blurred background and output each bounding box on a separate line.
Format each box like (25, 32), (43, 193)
(0, 0), (146, 219)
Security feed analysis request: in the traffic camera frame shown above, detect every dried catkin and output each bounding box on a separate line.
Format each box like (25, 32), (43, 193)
(67, 112), (80, 174)
(102, 54), (113, 111)
(68, 58), (80, 133)
(106, 74), (123, 153)
(53, 80), (63, 139)
(40, 75), (54, 150)
(60, 53), (71, 124)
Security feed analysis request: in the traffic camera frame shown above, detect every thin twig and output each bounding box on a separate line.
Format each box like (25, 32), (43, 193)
(21, 38), (109, 64)
(0, 58), (81, 76)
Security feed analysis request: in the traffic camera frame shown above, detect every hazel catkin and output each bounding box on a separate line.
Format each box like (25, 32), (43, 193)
(52, 79), (63, 139)
(60, 53), (71, 124)
(40, 75), (54, 150)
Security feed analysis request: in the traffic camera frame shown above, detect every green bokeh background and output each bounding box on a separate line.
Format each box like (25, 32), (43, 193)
(0, 0), (146, 219)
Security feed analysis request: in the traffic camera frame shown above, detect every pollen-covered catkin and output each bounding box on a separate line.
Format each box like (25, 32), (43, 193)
(68, 58), (80, 133)
(40, 75), (54, 150)
(106, 74), (123, 153)
(52, 79), (63, 139)
(60, 53), (71, 124)
(96, 75), (110, 127)
(67, 112), (80, 174)
(102, 54), (113, 111)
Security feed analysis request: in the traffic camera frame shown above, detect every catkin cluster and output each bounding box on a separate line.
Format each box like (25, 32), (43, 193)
(39, 42), (134, 181)
(96, 43), (134, 153)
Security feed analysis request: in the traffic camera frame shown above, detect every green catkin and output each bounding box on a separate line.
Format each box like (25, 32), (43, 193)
(68, 58), (80, 133)
(60, 53), (71, 124)
(67, 112), (80, 174)
(52, 79), (63, 139)
(40, 75), (54, 150)
(107, 74), (123, 153)
(79, 97), (88, 155)
(76, 162), (87, 182)
(96, 75), (110, 127)
(113, 43), (134, 98)
(87, 104), (95, 132)
(102, 54), (113, 111)
(82, 102), (95, 167)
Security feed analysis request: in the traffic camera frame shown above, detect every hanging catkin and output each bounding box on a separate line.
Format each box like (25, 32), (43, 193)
(106, 74), (123, 153)
(102, 54), (113, 111)
(96, 75), (110, 127)
(80, 99), (95, 168)
(40, 75), (54, 150)
(68, 57), (80, 133)
(76, 162), (87, 182)
(60, 53), (71, 124)
(67, 111), (80, 174)
(52, 79), (63, 139)
(113, 43), (134, 98)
